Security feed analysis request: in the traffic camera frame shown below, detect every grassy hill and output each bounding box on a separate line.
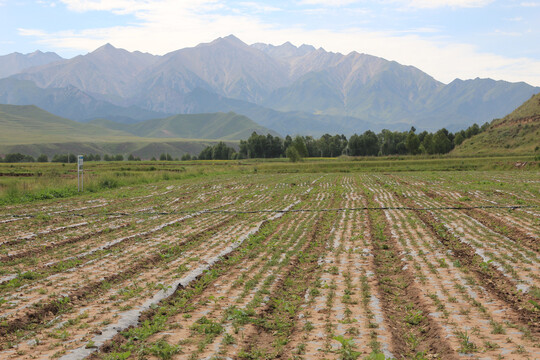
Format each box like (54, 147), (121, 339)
(0, 104), (135, 145)
(90, 112), (278, 140)
(0, 104), (265, 159)
(0, 139), (237, 160)
(452, 93), (540, 156)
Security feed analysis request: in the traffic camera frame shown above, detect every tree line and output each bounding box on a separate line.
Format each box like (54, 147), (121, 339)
(198, 123), (489, 161)
(0, 153), (142, 163)
(0, 123), (488, 163)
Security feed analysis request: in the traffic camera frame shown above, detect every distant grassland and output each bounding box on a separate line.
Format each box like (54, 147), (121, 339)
(0, 139), (239, 160)
(0, 155), (537, 206)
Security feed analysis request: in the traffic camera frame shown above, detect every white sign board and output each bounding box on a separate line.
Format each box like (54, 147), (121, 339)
(78, 155), (84, 192)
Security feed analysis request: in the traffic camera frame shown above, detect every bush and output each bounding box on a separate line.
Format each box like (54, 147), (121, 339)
(52, 154), (76, 163)
(36, 154), (48, 162)
(4, 153), (35, 163)
(286, 146), (301, 162)
(99, 177), (120, 189)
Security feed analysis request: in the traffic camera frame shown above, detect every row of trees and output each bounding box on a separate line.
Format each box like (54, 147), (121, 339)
(0, 152), (181, 163)
(198, 122), (489, 161)
(1, 123), (488, 163)
(0, 153), (144, 163)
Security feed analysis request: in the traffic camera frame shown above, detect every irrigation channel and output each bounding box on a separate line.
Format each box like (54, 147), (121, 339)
(0, 172), (538, 359)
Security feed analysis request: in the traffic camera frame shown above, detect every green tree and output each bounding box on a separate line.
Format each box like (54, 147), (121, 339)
(348, 134), (361, 156)
(286, 146), (301, 162)
(454, 132), (465, 146)
(36, 154), (48, 162)
(198, 147), (212, 160)
(420, 133), (435, 154)
(433, 128), (453, 154)
(362, 130), (380, 156)
(212, 142), (231, 160)
(405, 128), (420, 155)
(292, 136), (308, 158)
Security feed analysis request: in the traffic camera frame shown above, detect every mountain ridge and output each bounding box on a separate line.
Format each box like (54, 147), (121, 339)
(2, 36), (539, 135)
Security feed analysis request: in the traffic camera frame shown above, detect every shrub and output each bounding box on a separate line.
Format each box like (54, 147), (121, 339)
(36, 154), (48, 162)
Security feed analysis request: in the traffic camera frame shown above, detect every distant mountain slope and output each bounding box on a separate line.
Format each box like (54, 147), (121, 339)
(0, 139), (235, 160)
(5, 36), (540, 134)
(0, 104), (264, 158)
(91, 112), (278, 140)
(0, 104), (133, 145)
(252, 41), (315, 62)
(453, 93), (540, 155)
(151, 36), (289, 103)
(0, 50), (63, 79)
(263, 52), (441, 123)
(15, 44), (158, 99)
(0, 78), (166, 123)
(415, 78), (540, 131)
(159, 88), (378, 136)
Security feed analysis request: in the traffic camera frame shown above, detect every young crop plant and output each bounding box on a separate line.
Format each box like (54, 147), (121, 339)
(405, 309), (425, 326)
(333, 335), (361, 360)
(456, 330), (478, 353)
(146, 339), (181, 360)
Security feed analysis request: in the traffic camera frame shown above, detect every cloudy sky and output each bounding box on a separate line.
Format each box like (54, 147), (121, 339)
(1, 0), (539, 85)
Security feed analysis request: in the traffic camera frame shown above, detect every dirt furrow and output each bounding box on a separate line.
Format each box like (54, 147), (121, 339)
(392, 191), (540, 335)
(364, 180), (457, 359)
(379, 190), (540, 357)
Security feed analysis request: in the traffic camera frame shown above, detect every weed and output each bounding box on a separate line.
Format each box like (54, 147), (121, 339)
(456, 331), (477, 353)
(333, 335), (361, 360)
(190, 316), (224, 335)
(490, 320), (506, 335)
(147, 339), (181, 360)
(404, 310), (424, 326)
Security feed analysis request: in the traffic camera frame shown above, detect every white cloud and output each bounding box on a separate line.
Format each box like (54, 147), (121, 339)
(238, 2), (281, 12)
(18, 0), (540, 86)
(520, 2), (540, 7)
(494, 29), (522, 36)
(404, 0), (494, 8)
(299, 0), (362, 6)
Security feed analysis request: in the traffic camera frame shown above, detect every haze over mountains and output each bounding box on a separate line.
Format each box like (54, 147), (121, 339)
(0, 50), (63, 79)
(1, 35), (539, 136)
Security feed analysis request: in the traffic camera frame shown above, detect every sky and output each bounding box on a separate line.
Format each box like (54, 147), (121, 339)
(0, 0), (539, 86)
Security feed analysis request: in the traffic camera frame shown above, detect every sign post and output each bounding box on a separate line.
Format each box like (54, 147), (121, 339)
(77, 155), (84, 192)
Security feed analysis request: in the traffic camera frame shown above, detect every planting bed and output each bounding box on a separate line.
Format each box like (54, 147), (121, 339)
(0, 171), (538, 360)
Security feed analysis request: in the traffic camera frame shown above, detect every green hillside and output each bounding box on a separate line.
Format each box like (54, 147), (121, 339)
(0, 139), (237, 160)
(0, 105), (266, 159)
(453, 93), (540, 155)
(0, 104), (135, 145)
(92, 112), (278, 140)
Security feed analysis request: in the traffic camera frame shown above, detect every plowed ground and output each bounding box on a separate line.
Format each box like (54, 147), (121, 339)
(0, 171), (538, 360)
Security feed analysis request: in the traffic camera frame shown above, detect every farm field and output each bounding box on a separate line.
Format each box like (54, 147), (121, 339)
(0, 167), (539, 359)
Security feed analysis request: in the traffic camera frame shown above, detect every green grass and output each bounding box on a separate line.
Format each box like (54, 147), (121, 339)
(454, 92), (540, 156)
(0, 105), (268, 160)
(0, 154), (536, 206)
(0, 104), (134, 145)
(102, 112), (277, 140)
